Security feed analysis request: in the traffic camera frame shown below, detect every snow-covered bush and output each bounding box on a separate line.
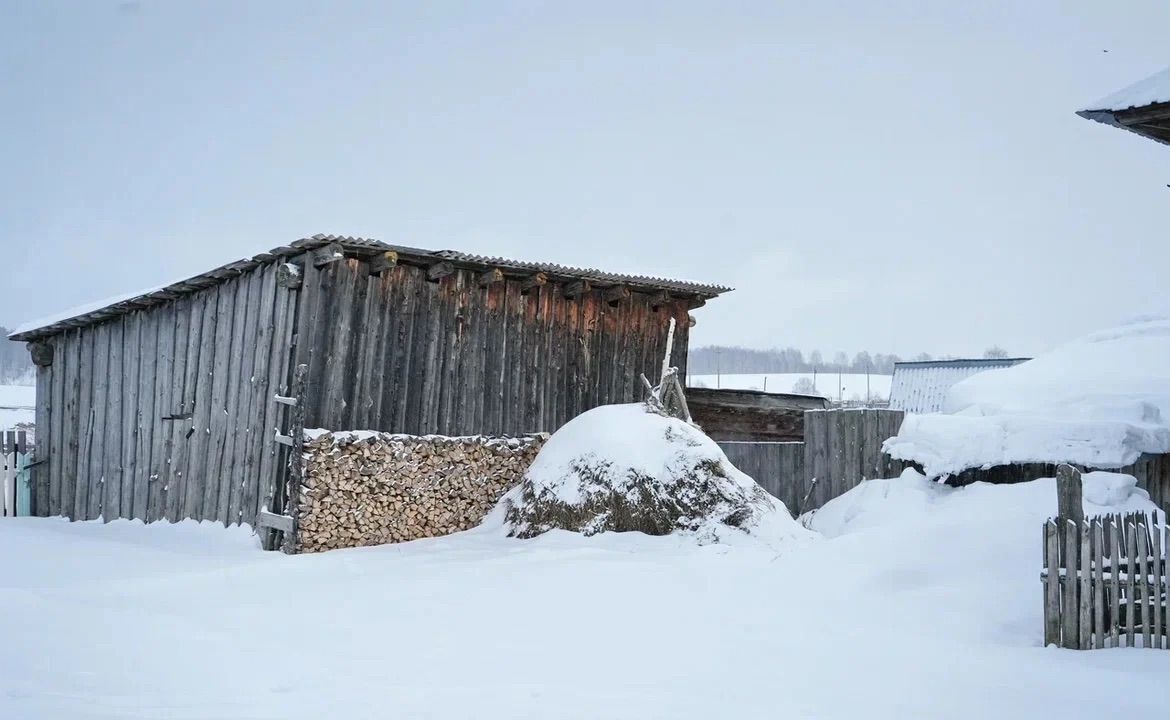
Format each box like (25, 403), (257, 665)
(501, 403), (807, 542)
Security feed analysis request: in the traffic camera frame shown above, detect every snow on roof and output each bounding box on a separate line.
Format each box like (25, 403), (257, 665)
(888, 358), (1030, 414)
(884, 316), (1170, 477)
(1080, 66), (1169, 113)
(10, 234), (732, 341)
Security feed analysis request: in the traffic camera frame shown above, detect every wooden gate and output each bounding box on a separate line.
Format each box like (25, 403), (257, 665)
(2, 430), (31, 517)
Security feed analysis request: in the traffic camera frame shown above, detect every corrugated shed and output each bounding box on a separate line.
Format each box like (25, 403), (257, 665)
(11, 234), (731, 341)
(888, 358), (1030, 414)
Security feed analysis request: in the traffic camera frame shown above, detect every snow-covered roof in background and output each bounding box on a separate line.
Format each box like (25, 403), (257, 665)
(1076, 67), (1170, 146)
(1080, 66), (1169, 113)
(884, 316), (1170, 477)
(10, 234), (732, 342)
(888, 358), (1030, 414)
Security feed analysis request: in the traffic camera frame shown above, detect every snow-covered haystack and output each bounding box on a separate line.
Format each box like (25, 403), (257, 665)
(501, 403), (807, 543)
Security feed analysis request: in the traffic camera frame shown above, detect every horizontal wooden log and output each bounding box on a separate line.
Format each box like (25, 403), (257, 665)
(520, 272), (547, 295)
(368, 251), (399, 276)
(273, 394), (298, 406)
(478, 268), (504, 287)
(427, 261), (455, 282)
(29, 342), (54, 367)
(563, 280), (591, 299)
(650, 290), (672, 310)
(276, 262), (303, 288)
(312, 243), (345, 268)
(603, 285), (630, 305)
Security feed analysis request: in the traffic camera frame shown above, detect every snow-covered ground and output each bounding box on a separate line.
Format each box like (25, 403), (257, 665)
(688, 372), (892, 401)
(1, 471), (1164, 719)
(0, 384), (35, 428)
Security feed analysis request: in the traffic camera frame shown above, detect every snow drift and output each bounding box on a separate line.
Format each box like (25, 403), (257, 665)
(884, 316), (1170, 477)
(501, 403), (807, 543)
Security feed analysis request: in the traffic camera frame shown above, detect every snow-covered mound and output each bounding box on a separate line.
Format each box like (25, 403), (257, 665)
(884, 316), (1170, 477)
(808, 468), (1161, 540)
(501, 403), (808, 543)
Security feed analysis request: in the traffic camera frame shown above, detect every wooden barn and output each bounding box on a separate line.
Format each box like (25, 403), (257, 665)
(11, 234), (729, 528)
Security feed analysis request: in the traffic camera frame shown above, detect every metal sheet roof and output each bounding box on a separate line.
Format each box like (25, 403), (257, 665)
(888, 358), (1030, 414)
(10, 234), (732, 341)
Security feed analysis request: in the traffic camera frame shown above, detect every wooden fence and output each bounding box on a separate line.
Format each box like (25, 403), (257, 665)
(1041, 466), (1168, 649)
(2, 430), (31, 517)
(719, 442), (806, 514)
(718, 408), (906, 516)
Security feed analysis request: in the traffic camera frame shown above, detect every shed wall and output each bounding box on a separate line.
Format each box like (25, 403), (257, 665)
(30, 262), (299, 524)
(293, 257), (691, 436)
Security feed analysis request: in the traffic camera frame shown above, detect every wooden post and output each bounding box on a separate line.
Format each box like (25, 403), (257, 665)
(1056, 464), (1083, 527)
(281, 363), (308, 555)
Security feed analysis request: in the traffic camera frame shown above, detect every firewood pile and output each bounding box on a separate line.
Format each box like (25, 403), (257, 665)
(297, 431), (545, 553)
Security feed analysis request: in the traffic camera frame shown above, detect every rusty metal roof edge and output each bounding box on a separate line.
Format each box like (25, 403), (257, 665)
(10, 234), (732, 341)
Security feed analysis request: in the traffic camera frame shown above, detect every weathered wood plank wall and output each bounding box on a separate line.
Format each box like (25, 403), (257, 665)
(29, 262), (298, 525)
(717, 409), (906, 517)
(718, 441), (806, 514)
(294, 258), (692, 436)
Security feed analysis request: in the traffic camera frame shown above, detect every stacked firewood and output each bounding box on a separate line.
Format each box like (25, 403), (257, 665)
(297, 431), (544, 553)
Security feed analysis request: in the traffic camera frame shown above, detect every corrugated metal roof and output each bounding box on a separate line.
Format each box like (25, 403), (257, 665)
(888, 358), (1030, 414)
(10, 234), (732, 341)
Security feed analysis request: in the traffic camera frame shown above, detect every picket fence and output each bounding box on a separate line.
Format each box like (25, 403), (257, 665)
(2, 430), (31, 517)
(1040, 467), (1169, 651)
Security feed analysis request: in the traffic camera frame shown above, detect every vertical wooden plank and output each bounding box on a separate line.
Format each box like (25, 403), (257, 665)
(165, 296), (194, 521)
(73, 329), (94, 520)
(148, 303), (174, 523)
(1061, 519), (1079, 648)
(1150, 517), (1163, 649)
(1126, 515), (1137, 647)
(87, 323), (110, 520)
(224, 271), (258, 525)
(255, 278), (291, 519)
(392, 268), (420, 435)
(201, 280), (236, 523)
(239, 266), (276, 525)
(62, 331), (82, 520)
(32, 356), (51, 516)
(1078, 519), (1092, 650)
(1108, 515), (1121, 647)
(1092, 518), (1105, 648)
(340, 261), (368, 430)
(102, 317), (125, 521)
(1044, 519), (1061, 646)
(117, 314), (140, 519)
(132, 312), (157, 521)
(1135, 514), (1151, 648)
(186, 290), (217, 520)
(47, 336), (66, 516)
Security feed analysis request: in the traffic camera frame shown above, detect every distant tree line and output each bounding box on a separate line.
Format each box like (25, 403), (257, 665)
(0, 327), (34, 385)
(687, 344), (1013, 376)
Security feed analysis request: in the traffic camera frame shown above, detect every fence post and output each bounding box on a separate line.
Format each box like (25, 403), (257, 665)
(1056, 464), (1083, 527)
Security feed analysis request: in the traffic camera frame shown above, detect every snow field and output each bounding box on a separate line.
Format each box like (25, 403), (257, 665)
(688, 372), (892, 401)
(0, 469), (1165, 719)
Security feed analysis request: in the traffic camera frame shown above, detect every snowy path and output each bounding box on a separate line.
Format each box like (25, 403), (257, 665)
(1, 476), (1166, 719)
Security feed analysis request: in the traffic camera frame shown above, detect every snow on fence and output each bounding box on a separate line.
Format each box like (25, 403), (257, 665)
(718, 409), (907, 516)
(1041, 466), (1168, 650)
(2, 430), (31, 517)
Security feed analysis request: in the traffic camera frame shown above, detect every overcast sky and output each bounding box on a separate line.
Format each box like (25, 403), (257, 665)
(2, 1), (1165, 359)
